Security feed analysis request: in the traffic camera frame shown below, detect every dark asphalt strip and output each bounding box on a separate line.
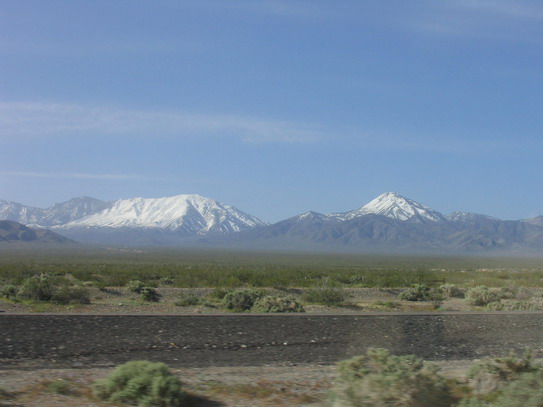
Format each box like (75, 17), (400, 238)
(1, 313), (542, 369)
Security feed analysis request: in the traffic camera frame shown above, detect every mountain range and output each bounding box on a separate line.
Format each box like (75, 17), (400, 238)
(1, 192), (542, 253)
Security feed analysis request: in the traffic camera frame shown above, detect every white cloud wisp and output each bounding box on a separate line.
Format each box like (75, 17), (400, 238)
(0, 102), (322, 144)
(0, 171), (154, 181)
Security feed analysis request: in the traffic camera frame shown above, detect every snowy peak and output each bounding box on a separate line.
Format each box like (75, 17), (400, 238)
(335, 192), (447, 222)
(62, 194), (266, 234)
(0, 194), (266, 236)
(448, 211), (499, 223)
(0, 197), (110, 227)
(360, 192), (446, 222)
(292, 211), (331, 223)
(38, 196), (111, 226)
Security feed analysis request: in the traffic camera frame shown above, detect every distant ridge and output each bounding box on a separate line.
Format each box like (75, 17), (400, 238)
(0, 220), (72, 243)
(1, 192), (542, 252)
(227, 193), (543, 253)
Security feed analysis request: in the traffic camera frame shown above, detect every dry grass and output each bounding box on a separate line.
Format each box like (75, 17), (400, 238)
(205, 380), (321, 406)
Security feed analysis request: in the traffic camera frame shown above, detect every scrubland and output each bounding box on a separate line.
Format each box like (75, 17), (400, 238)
(1, 247), (543, 313)
(2, 247), (543, 406)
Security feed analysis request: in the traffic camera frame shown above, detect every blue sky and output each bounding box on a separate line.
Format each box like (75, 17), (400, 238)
(1, 0), (543, 222)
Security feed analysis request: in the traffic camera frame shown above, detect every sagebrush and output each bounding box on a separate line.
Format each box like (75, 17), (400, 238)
(467, 350), (538, 395)
(140, 287), (160, 302)
(92, 360), (186, 407)
(252, 295), (304, 312)
(329, 348), (453, 407)
(223, 288), (264, 311)
(465, 286), (511, 306)
(302, 280), (347, 306)
(398, 284), (441, 302)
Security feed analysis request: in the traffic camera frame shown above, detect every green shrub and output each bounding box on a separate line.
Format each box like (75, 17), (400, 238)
(486, 297), (543, 311)
(493, 370), (543, 407)
(329, 348), (453, 407)
(92, 361), (186, 407)
(302, 286), (347, 306)
(223, 288), (264, 311)
(467, 350), (538, 396)
(159, 277), (174, 286)
(208, 287), (230, 300)
(465, 286), (507, 307)
(17, 273), (56, 301)
(439, 283), (463, 298)
(0, 284), (18, 299)
(141, 287), (160, 302)
(398, 284), (439, 301)
(127, 280), (145, 294)
(252, 295), (304, 313)
(52, 286), (91, 305)
(46, 379), (73, 395)
(174, 294), (201, 307)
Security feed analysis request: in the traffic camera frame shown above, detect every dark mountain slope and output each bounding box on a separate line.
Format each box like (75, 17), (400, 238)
(0, 220), (73, 243)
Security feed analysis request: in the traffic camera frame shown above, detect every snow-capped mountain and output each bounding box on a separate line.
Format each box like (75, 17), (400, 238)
(39, 197), (111, 227)
(2, 192), (542, 252)
(0, 196), (109, 227)
(448, 211), (499, 223)
(232, 192), (543, 253)
(0, 200), (42, 225)
(62, 194), (265, 234)
(292, 211), (333, 223)
(0, 194), (266, 245)
(332, 192), (447, 222)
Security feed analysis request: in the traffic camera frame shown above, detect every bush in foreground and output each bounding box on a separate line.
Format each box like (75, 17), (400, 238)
(127, 280), (145, 294)
(0, 284), (18, 300)
(398, 284), (439, 302)
(329, 348), (453, 407)
(466, 350), (538, 396)
(252, 295), (304, 313)
(458, 370), (543, 407)
(223, 288), (264, 311)
(51, 285), (90, 305)
(92, 361), (186, 407)
(46, 379), (73, 395)
(439, 283), (463, 298)
(174, 293), (201, 307)
(17, 273), (56, 301)
(492, 370), (543, 407)
(465, 286), (508, 307)
(302, 285), (347, 307)
(141, 287), (160, 302)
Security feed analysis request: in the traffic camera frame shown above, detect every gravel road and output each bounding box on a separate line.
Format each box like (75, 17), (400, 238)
(2, 312), (543, 369)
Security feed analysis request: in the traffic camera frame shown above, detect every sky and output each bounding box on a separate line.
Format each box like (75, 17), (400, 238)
(1, 0), (543, 223)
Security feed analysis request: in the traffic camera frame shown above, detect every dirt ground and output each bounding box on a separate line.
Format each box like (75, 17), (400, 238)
(0, 360), (480, 407)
